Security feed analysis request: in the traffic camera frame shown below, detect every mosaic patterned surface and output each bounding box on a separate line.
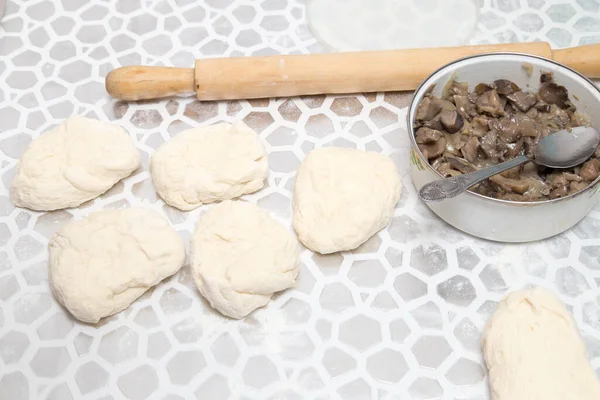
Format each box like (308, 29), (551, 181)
(1, 0), (600, 399)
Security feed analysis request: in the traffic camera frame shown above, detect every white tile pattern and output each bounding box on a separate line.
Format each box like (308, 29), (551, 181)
(1, 0), (600, 399)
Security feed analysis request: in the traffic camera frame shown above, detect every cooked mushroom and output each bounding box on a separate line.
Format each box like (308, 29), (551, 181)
(437, 162), (463, 177)
(539, 82), (570, 109)
(570, 181), (588, 193)
(540, 72), (554, 83)
(415, 127), (443, 144)
(514, 116), (537, 137)
(418, 136), (447, 159)
(522, 137), (536, 158)
(447, 155), (477, 174)
(443, 80), (469, 99)
(471, 115), (491, 135)
(475, 83), (494, 95)
(534, 101), (551, 113)
(444, 133), (464, 155)
(501, 165), (522, 179)
(480, 131), (499, 160)
(549, 186), (568, 199)
(508, 138), (525, 158)
(494, 79), (520, 95)
(453, 95), (477, 120)
(563, 172), (583, 182)
(580, 159), (600, 181)
(418, 114), (444, 131)
(489, 175), (530, 194)
(461, 137), (480, 163)
(439, 110), (464, 133)
(441, 99), (457, 111)
(476, 90), (504, 117)
(506, 91), (537, 112)
(416, 96), (444, 120)
(489, 118), (521, 142)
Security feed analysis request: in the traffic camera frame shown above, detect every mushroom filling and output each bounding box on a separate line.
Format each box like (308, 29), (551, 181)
(413, 73), (598, 202)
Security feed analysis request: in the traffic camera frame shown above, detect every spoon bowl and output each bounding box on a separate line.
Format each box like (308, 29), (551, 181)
(534, 126), (600, 168)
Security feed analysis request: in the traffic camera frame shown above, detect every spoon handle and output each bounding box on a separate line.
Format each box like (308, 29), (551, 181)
(419, 155), (531, 202)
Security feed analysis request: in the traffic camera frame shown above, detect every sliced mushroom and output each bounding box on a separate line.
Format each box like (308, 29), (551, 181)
(522, 137), (536, 158)
(580, 159), (600, 181)
(447, 156), (477, 174)
(443, 80), (469, 99)
(525, 177), (551, 198)
(569, 181), (588, 193)
(563, 172), (583, 182)
(439, 110), (464, 133)
(506, 91), (537, 112)
(540, 72), (554, 83)
(418, 136), (447, 159)
(460, 137), (480, 163)
(415, 127), (443, 144)
(548, 173), (568, 188)
(549, 185), (568, 199)
(431, 157), (445, 170)
(545, 105), (571, 129)
(471, 116), (491, 135)
(441, 99), (457, 111)
(476, 90), (504, 117)
(534, 100), (551, 113)
(437, 162), (463, 177)
(444, 133), (464, 155)
(539, 82), (571, 109)
(489, 118), (521, 143)
(494, 79), (520, 95)
(453, 95), (477, 120)
(418, 114), (444, 131)
(508, 138), (525, 158)
(515, 116), (538, 137)
(501, 165), (522, 179)
(475, 83), (494, 95)
(480, 131), (499, 160)
(489, 175), (530, 194)
(416, 96), (444, 120)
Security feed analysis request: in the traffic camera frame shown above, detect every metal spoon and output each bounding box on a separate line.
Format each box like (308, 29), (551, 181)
(419, 126), (600, 202)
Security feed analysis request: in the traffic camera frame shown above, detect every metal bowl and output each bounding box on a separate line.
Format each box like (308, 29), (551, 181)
(407, 53), (600, 242)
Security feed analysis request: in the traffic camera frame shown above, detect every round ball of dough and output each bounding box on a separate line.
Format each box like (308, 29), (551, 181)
(49, 208), (185, 323)
(11, 116), (140, 211)
(293, 147), (401, 254)
(150, 122), (268, 211)
(190, 200), (299, 319)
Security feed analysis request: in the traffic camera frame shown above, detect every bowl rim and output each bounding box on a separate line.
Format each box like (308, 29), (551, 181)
(407, 51), (600, 206)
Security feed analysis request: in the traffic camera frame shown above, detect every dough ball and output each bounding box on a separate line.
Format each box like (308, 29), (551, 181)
(483, 287), (600, 400)
(11, 116), (140, 211)
(190, 200), (299, 319)
(150, 122), (268, 211)
(293, 147), (401, 254)
(49, 208), (185, 323)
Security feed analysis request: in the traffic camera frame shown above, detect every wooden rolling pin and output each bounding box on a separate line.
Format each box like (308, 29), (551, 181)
(105, 42), (600, 101)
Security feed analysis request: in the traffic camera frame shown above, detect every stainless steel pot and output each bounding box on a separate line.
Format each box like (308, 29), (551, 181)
(408, 53), (600, 242)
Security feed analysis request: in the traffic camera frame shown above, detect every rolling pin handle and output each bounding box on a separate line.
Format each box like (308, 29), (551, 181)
(105, 66), (195, 101)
